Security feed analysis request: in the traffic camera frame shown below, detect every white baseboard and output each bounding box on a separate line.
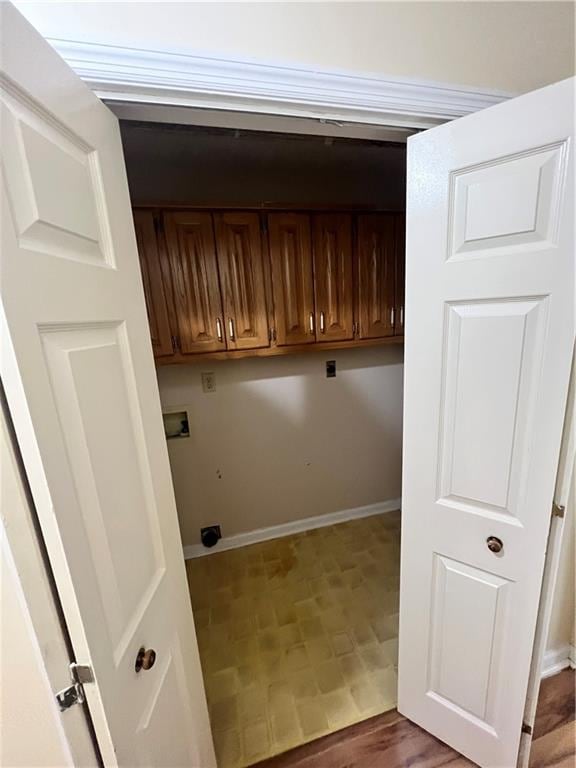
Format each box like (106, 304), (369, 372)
(541, 644), (576, 678)
(183, 498), (401, 559)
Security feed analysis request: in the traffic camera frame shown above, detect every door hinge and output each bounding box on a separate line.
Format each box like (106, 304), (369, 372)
(55, 663), (94, 711)
(521, 722), (533, 735)
(552, 501), (565, 518)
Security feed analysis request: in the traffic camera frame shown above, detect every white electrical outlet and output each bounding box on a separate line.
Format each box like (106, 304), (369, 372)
(201, 372), (216, 393)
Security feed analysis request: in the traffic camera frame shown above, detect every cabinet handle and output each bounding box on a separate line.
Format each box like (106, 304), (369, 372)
(400, 307), (404, 326)
(309, 312), (315, 334)
(228, 318), (235, 341)
(216, 318), (223, 343)
(320, 311), (325, 334)
(390, 308), (395, 327)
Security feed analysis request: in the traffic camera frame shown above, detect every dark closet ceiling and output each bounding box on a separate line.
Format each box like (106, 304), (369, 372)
(120, 121), (407, 209)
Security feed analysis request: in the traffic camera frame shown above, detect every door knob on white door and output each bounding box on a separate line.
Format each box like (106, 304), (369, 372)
(135, 647), (157, 673)
(486, 536), (503, 554)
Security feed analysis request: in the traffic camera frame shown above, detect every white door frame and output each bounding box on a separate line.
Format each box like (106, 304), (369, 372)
(518, 346), (575, 767)
(46, 39), (512, 131)
(0, 384), (99, 768)
(13, 35), (570, 766)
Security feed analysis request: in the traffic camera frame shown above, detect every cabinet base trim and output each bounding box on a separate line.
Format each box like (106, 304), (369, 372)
(158, 334), (404, 365)
(183, 498), (401, 559)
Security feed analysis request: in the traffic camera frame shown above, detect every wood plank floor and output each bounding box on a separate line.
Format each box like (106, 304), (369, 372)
(253, 669), (575, 768)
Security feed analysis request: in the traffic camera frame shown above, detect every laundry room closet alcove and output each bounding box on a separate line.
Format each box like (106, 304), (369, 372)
(122, 118), (407, 767)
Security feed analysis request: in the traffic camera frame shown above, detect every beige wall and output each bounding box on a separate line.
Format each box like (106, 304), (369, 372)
(15, 2), (575, 94)
(157, 346), (404, 545)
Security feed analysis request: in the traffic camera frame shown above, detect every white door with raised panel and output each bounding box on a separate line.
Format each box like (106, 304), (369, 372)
(399, 78), (574, 768)
(0, 6), (215, 767)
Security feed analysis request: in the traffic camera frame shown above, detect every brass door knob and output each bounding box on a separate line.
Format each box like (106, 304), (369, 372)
(486, 536), (503, 553)
(135, 647), (157, 673)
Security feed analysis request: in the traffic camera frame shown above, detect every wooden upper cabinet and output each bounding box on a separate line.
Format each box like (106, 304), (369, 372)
(163, 211), (226, 354)
(133, 209), (174, 359)
(136, 206), (403, 364)
(312, 214), (354, 342)
(214, 212), (270, 350)
(268, 213), (315, 346)
(395, 213), (405, 336)
(356, 214), (396, 340)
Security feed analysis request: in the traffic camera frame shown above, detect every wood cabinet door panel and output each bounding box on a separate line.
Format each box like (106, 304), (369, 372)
(268, 213), (315, 346)
(164, 211), (226, 354)
(313, 214), (353, 342)
(395, 213), (406, 336)
(215, 212), (270, 350)
(356, 214), (396, 340)
(133, 210), (174, 358)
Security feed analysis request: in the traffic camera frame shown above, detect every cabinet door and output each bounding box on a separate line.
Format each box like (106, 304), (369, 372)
(312, 214), (354, 342)
(268, 213), (315, 346)
(164, 211), (226, 354)
(395, 213), (406, 336)
(133, 209), (174, 358)
(214, 212), (270, 350)
(356, 214), (396, 339)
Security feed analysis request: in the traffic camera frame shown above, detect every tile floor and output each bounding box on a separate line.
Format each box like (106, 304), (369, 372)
(186, 511), (401, 768)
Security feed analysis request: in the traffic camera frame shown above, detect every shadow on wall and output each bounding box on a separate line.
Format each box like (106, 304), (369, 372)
(122, 122), (407, 210)
(157, 345), (404, 546)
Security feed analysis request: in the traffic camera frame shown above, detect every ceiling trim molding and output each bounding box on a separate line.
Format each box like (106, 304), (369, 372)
(48, 39), (514, 129)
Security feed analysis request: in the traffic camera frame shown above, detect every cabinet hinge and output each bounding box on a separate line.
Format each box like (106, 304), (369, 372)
(552, 501), (565, 518)
(521, 722), (533, 735)
(55, 662), (94, 711)
(171, 335), (180, 353)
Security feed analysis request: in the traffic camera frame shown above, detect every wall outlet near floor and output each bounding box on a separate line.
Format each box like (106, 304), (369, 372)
(200, 525), (222, 548)
(201, 372), (216, 393)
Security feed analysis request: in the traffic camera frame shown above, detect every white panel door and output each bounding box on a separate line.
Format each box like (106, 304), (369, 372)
(0, 6), (215, 767)
(399, 78), (574, 768)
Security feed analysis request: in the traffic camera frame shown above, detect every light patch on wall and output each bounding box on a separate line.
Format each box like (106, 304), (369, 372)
(237, 375), (309, 426)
